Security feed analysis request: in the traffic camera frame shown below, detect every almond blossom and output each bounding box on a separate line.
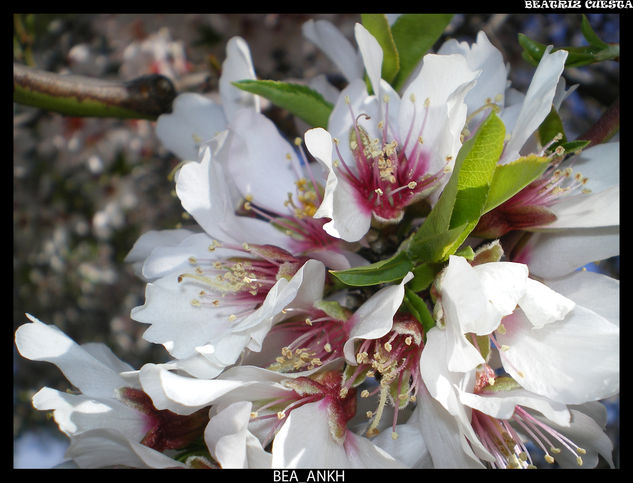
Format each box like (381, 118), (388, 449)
(304, 23), (480, 242)
(14, 314), (209, 468)
(415, 253), (618, 467)
(155, 36), (259, 162)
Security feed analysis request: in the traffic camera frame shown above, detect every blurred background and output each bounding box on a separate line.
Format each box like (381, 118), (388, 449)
(13, 13), (619, 468)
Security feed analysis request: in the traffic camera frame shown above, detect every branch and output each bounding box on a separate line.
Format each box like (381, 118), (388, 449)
(578, 97), (619, 148)
(13, 63), (177, 120)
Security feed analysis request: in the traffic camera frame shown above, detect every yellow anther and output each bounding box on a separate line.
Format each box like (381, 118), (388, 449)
(497, 323), (506, 335)
(250, 411), (258, 418)
(407, 182), (417, 190)
(384, 342), (392, 352)
(424, 97), (430, 108)
(361, 389), (370, 398)
(409, 93), (416, 103)
(277, 411), (286, 420)
(577, 456), (583, 466)
(391, 431), (398, 440)
(404, 336), (413, 345)
(339, 387), (349, 398)
(305, 318), (312, 326)
(294, 137), (302, 146)
(366, 410), (373, 418)
(324, 343), (332, 353)
(188, 256), (197, 264)
(191, 299), (201, 307)
(545, 454), (555, 464)
(228, 314), (237, 321)
(285, 153), (292, 160)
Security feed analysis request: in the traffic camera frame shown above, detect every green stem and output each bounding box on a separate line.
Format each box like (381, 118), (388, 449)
(14, 63), (177, 120)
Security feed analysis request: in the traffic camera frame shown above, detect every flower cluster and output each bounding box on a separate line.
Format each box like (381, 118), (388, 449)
(15, 15), (619, 469)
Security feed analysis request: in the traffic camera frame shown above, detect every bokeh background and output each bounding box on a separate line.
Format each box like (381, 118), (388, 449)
(13, 13), (619, 468)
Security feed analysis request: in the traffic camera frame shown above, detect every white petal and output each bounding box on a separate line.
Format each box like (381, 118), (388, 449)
(521, 227), (619, 279)
(400, 54), (479, 173)
(302, 19), (364, 82)
(545, 270), (619, 326)
(501, 46), (567, 163)
(272, 403), (405, 468)
(219, 36), (259, 120)
(459, 388), (571, 427)
(124, 228), (194, 276)
(32, 387), (147, 441)
(371, 421), (432, 468)
(572, 142), (619, 191)
(343, 273), (413, 362)
(131, 279), (233, 360)
(546, 185), (619, 229)
(354, 23), (383, 100)
(518, 277), (575, 329)
(226, 109), (301, 215)
(306, 127), (372, 242)
(155, 93), (227, 162)
(205, 401), (271, 468)
(140, 231), (213, 281)
(415, 389), (487, 468)
(15, 316), (128, 398)
(66, 428), (185, 468)
(497, 306), (619, 404)
(439, 31), (508, 121)
(138, 364), (248, 414)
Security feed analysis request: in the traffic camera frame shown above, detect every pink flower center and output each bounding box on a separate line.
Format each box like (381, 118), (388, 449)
(119, 387), (210, 453)
(242, 141), (342, 254)
(250, 369), (356, 446)
(266, 306), (351, 373)
(341, 315), (424, 440)
(332, 96), (449, 222)
(177, 242), (307, 323)
(470, 364), (587, 468)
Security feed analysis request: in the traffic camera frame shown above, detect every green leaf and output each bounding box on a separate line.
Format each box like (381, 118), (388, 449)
(483, 155), (551, 213)
(581, 14), (609, 49)
(390, 14), (454, 92)
(361, 14), (399, 85)
(407, 262), (442, 292)
(538, 106), (567, 148)
(329, 251), (412, 287)
(232, 79), (333, 128)
(403, 288), (435, 338)
(405, 222), (469, 263)
(407, 112), (506, 263)
(518, 33), (619, 68)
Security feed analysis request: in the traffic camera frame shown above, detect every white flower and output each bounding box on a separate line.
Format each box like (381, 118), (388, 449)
(439, 31), (568, 164)
(506, 142), (619, 278)
(130, 239), (327, 377)
(430, 255), (618, 403)
(419, 327), (615, 468)
(13, 314), (211, 468)
(137, 361), (407, 468)
(305, 23), (480, 242)
(415, 254), (618, 467)
(213, 108), (365, 270)
(155, 36), (259, 162)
